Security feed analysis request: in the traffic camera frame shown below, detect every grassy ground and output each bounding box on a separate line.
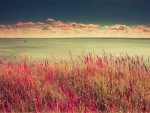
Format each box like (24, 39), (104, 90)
(0, 52), (150, 112)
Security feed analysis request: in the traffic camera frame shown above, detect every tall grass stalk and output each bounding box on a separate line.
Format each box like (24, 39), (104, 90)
(0, 51), (150, 112)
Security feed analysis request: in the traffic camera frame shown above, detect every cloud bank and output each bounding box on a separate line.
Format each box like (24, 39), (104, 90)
(0, 18), (150, 38)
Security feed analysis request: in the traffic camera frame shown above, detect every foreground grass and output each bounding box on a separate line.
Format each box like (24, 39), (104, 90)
(0, 52), (150, 112)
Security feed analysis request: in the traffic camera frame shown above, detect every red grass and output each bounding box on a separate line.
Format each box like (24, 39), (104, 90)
(0, 51), (150, 112)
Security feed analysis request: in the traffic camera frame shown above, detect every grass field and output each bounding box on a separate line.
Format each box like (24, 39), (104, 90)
(0, 51), (150, 112)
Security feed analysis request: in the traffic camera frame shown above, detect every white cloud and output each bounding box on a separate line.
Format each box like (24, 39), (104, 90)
(0, 19), (150, 38)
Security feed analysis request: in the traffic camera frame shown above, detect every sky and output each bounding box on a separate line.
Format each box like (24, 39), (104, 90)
(0, 0), (150, 38)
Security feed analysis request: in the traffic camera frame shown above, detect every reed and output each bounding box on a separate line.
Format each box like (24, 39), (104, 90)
(0, 51), (150, 112)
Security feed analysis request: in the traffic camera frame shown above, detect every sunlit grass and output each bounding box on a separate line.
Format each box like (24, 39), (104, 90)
(0, 51), (150, 112)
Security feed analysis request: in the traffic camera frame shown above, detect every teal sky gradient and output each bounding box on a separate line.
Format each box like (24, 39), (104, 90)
(0, 0), (150, 26)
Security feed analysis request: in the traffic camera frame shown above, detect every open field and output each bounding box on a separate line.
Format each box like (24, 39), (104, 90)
(0, 51), (150, 112)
